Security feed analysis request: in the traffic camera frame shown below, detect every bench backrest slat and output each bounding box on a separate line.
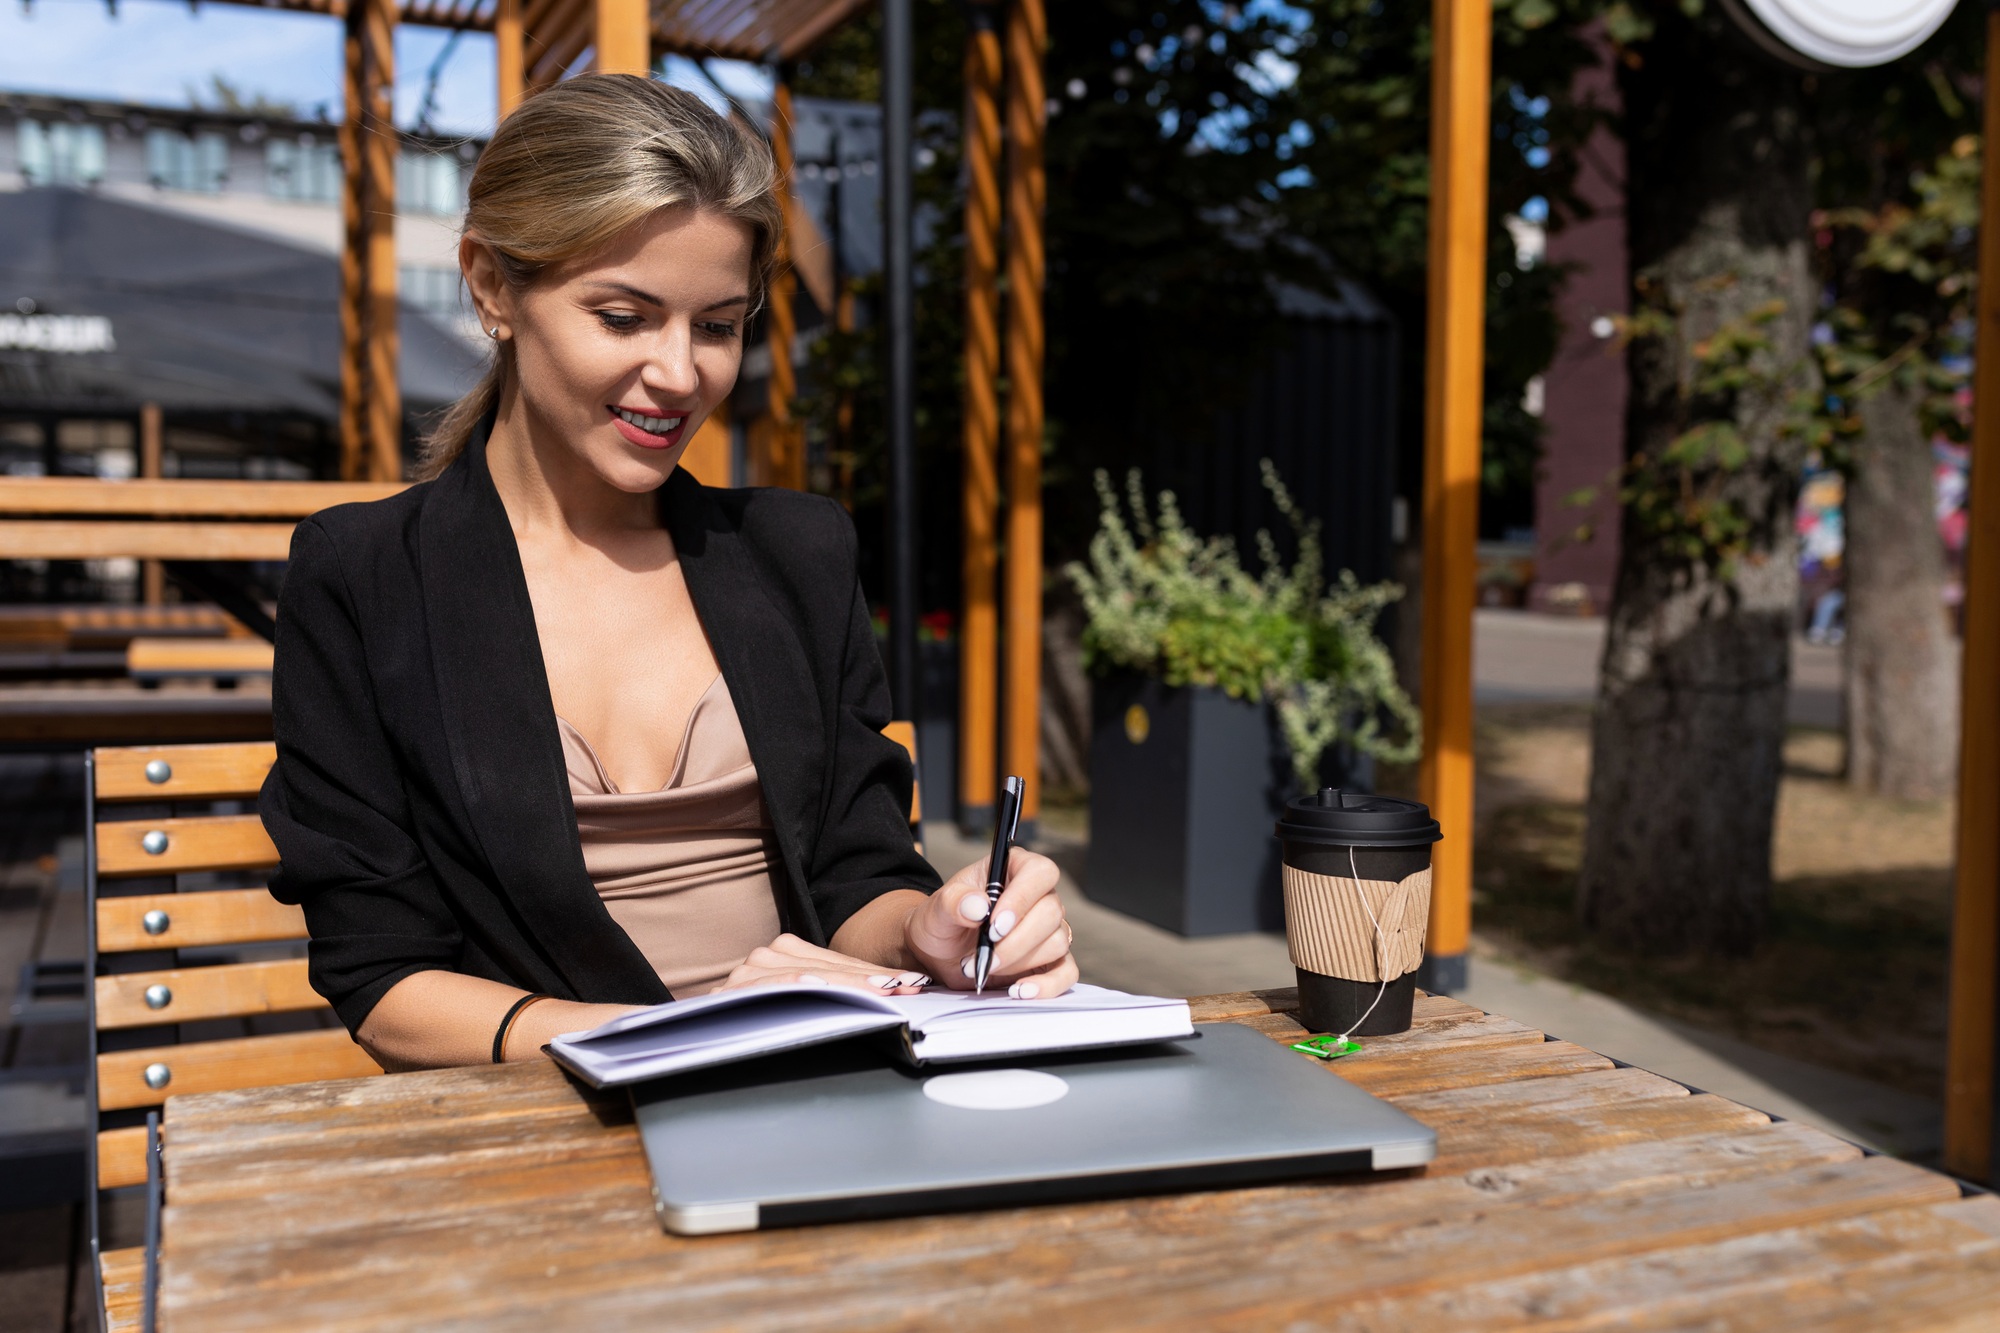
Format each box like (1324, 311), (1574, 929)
(0, 477), (405, 518)
(89, 742), (364, 1194)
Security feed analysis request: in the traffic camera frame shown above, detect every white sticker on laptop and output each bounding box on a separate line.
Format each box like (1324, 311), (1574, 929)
(921, 1069), (1069, 1111)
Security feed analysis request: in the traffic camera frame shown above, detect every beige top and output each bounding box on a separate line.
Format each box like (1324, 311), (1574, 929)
(558, 674), (783, 997)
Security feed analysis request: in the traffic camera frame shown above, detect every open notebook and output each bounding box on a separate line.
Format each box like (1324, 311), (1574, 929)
(547, 983), (1196, 1089)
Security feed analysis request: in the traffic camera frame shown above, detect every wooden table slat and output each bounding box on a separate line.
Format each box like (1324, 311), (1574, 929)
(99, 1245), (146, 1333)
(1331, 1195), (2000, 1333)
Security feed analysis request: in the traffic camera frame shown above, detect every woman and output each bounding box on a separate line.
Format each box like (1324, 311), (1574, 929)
(261, 75), (1078, 1071)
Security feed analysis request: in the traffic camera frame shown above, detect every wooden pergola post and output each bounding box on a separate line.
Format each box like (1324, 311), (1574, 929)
(1416, 0), (1490, 994)
(338, 13), (367, 482)
(758, 76), (807, 491)
(496, 0), (524, 117)
(360, 0), (401, 483)
(594, 0), (650, 75)
(959, 0), (1003, 831)
(1945, 1), (2000, 1188)
(338, 0), (400, 483)
(1001, 0), (1046, 832)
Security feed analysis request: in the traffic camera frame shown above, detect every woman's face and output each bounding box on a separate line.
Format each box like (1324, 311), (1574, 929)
(467, 206), (753, 494)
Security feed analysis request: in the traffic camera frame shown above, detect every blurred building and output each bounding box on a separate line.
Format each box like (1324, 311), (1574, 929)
(1, 90), (480, 331)
(0, 90), (485, 602)
(1528, 39), (1626, 617)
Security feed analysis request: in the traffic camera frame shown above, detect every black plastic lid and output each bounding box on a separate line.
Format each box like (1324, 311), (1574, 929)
(1274, 788), (1442, 848)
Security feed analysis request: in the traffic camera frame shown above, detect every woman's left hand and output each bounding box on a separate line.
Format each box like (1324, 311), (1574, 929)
(903, 848), (1078, 998)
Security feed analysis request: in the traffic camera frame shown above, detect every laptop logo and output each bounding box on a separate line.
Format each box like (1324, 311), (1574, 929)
(921, 1069), (1069, 1111)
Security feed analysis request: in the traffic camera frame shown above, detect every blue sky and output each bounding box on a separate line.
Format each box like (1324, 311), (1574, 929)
(0, 0), (500, 134)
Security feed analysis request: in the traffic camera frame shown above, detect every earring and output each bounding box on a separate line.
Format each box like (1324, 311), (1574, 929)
(488, 325), (502, 340)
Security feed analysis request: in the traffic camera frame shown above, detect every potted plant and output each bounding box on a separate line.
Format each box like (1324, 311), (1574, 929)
(1067, 463), (1419, 936)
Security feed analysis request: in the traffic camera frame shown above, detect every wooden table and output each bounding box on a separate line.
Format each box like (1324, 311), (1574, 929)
(144, 989), (2000, 1330)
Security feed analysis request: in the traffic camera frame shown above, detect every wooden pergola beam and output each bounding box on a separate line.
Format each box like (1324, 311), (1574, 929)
(1416, 0), (1490, 993)
(1001, 0), (1046, 828)
(959, 0), (1002, 829)
(337, 10), (367, 481)
(752, 77), (807, 490)
(530, 0), (596, 88)
(126, 0), (497, 32)
(596, 0), (651, 73)
(361, 0), (402, 483)
(496, 0), (524, 116)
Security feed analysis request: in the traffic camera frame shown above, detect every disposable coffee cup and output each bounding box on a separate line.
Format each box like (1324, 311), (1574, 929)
(1274, 788), (1443, 1037)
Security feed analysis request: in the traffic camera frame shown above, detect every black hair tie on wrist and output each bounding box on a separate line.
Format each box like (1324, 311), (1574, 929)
(493, 993), (551, 1064)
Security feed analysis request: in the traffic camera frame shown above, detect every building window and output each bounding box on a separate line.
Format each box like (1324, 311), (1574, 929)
(266, 135), (341, 203)
(397, 149), (465, 217)
(146, 129), (229, 193)
(399, 265), (465, 317)
(18, 120), (108, 187)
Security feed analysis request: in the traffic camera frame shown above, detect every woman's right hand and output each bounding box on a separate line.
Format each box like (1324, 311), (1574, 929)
(713, 933), (932, 995)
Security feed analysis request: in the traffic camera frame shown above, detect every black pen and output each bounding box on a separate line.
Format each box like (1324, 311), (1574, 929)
(973, 775), (1025, 993)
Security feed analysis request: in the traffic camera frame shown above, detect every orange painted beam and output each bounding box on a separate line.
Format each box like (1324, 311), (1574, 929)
(1001, 0), (1046, 825)
(1946, 4), (2000, 1187)
(360, 0), (402, 482)
(1416, 0), (1490, 983)
(593, 0), (649, 75)
(760, 79), (807, 490)
(680, 402), (733, 488)
(496, 0), (524, 117)
(960, 3), (1003, 824)
(338, 15), (366, 481)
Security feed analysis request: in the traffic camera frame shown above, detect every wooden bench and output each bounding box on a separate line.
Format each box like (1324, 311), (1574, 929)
(0, 477), (407, 649)
(86, 740), (380, 1333)
(87, 722), (929, 1329)
(0, 478), (405, 563)
(125, 638), (275, 685)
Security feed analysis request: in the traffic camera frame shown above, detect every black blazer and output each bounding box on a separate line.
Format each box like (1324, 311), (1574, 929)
(259, 421), (941, 1034)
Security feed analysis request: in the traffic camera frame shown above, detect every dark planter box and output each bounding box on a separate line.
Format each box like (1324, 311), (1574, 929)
(1085, 676), (1285, 936)
(1086, 674), (1373, 937)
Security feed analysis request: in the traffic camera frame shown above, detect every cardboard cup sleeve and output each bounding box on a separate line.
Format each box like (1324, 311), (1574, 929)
(1281, 865), (1433, 983)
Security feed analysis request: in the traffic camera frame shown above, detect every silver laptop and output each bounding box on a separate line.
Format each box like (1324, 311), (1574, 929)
(631, 1021), (1436, 1234)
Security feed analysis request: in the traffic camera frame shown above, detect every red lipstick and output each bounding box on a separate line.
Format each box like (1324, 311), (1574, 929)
(608, 405), (693, 451)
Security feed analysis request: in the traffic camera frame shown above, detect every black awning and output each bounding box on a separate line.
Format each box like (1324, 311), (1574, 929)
(0, 187), (483, 416)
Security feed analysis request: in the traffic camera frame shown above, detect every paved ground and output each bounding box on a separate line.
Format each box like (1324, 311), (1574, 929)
(1474, 607), (1848, 727)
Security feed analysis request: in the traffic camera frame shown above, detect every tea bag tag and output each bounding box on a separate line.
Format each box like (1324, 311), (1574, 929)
(1291, 1034), (1362, 1060)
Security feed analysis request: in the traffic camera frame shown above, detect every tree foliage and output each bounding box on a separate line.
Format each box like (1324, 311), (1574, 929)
(786, 1), (1614, 580)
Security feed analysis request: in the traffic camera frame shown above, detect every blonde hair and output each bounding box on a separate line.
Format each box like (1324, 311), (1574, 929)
(418, 74), (782, 479)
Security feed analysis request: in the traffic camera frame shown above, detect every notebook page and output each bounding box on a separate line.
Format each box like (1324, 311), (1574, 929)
(889, 985), (1194, 1061)
(548, 985), (906, 1087)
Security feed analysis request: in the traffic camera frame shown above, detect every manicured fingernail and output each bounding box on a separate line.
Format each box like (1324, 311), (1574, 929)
(960, 956), (975, 978)
(959, 895), (990, 923)
(869, 975), (894, 988)
(898, 973), (931, 988)
(798, 974), (829, 987)
(991, 909), (1018, 940)
(1008, 981), (1040, 1000)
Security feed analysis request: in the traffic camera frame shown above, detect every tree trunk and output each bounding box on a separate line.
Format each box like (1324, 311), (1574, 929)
(1577, 13), (1814, 955)
(1845, 379), (1958, 799)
